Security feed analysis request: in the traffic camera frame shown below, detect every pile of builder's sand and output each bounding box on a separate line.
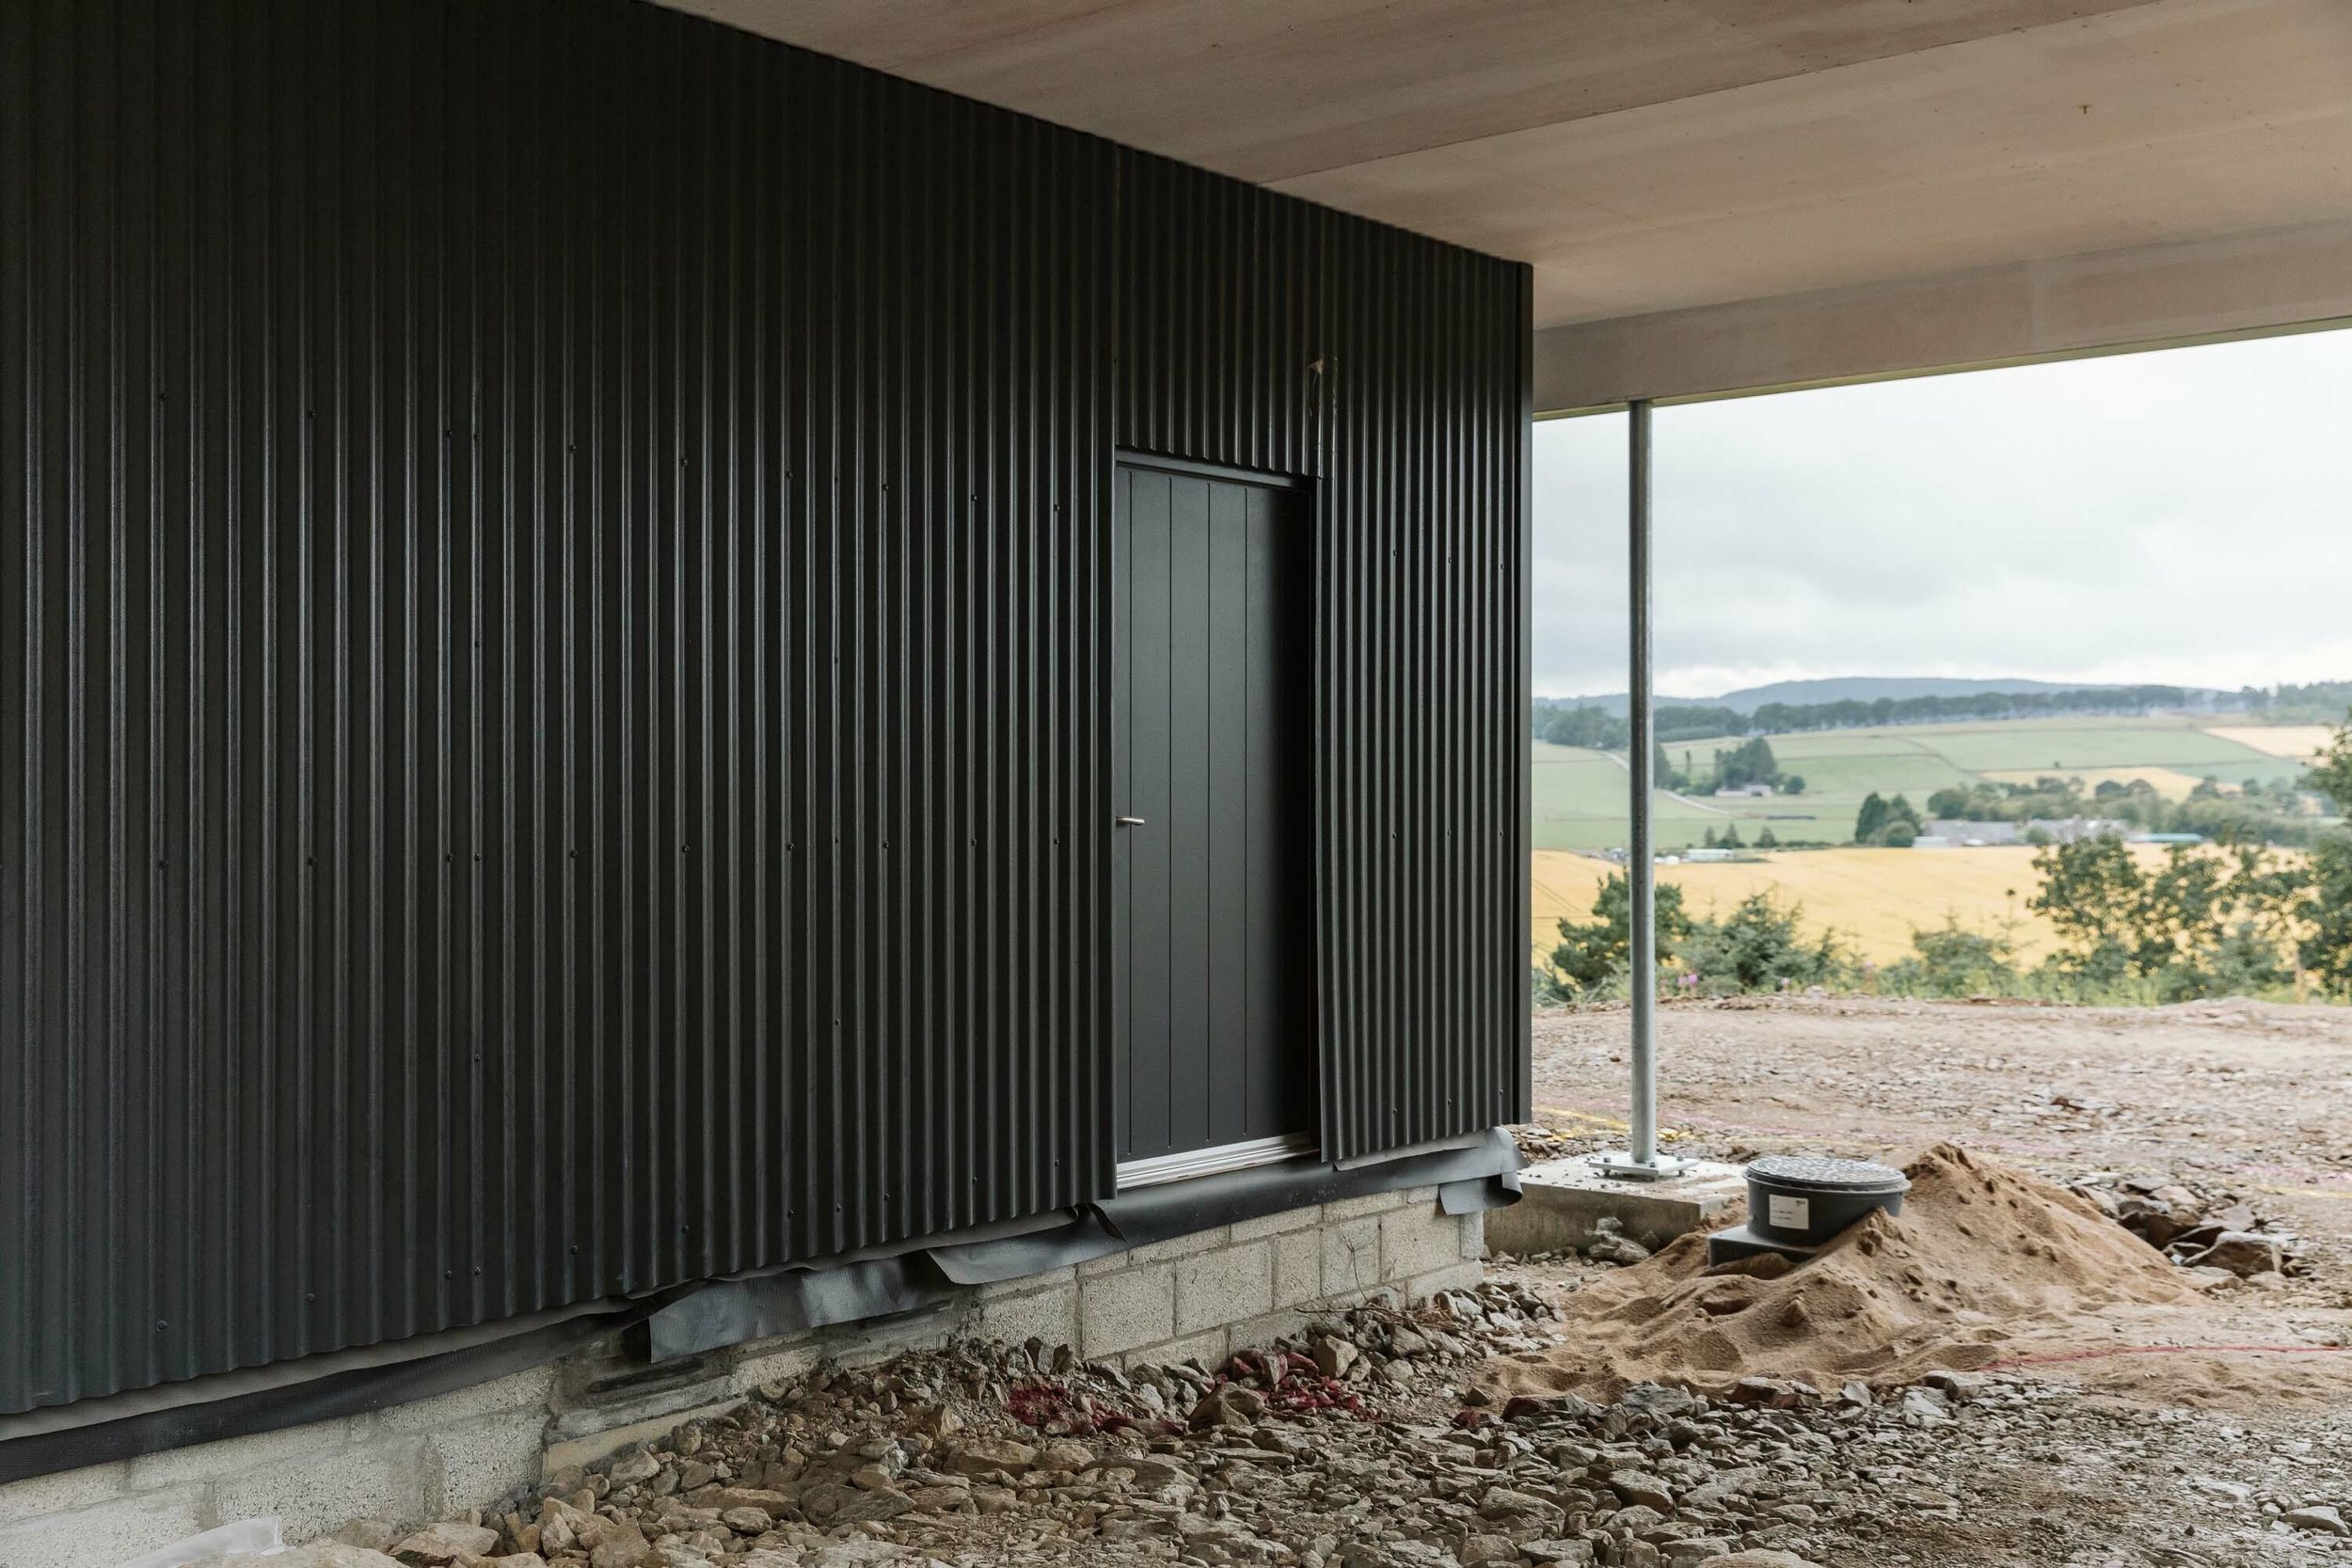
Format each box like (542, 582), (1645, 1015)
(1491, 1144), (2222, 1399)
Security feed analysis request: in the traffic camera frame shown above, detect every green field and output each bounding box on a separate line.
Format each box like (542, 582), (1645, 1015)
(1889, 720), (2296, 774)
(1530, 741), (1725, 849)
(1532, 716), (2314, 852)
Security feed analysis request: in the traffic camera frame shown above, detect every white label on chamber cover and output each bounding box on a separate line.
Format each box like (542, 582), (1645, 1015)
(1768, 1194), (1811, 1230)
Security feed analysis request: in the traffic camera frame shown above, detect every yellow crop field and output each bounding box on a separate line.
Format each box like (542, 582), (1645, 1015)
(2203, 725), (2334, 761)
(1529, 844), (2185, 966)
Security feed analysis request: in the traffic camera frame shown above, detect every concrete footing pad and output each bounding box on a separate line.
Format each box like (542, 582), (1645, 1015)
(1487, 1158), (1747, 1255)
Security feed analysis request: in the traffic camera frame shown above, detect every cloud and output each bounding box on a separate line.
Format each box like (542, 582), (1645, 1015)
(1533, 328), (2352, 697)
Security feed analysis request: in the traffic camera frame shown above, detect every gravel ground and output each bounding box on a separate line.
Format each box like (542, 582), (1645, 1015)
(1509, 993), (2352, 1564)
(222, 996), (2352, 1568)
(1527, 994), (2352, 1300)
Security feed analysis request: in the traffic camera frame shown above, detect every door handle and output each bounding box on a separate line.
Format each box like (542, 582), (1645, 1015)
(1115, 816), (1147, 828)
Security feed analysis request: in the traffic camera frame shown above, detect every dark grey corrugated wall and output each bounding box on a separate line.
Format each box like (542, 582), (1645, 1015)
(1117, 157), (1533, 1162)
(0, 0), (1526, 1417)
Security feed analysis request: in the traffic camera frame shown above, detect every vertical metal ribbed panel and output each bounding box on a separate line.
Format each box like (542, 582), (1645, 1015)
(0, 0), (1526, 1418)
(1117, 157), (1533, 1161)
(0, 0), (1114, 1416)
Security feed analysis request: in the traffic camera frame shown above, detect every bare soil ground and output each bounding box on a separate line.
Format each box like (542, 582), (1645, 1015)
(1505, 994), (2352, 1565)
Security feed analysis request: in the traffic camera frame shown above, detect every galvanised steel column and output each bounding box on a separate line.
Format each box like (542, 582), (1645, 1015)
(1627, 398), (1661, 1165)
(1595, 399), (1689, 1180)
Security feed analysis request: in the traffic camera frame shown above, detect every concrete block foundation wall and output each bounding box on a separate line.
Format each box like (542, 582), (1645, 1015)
(0, 1189), (1482, 1568)
(984, 1184), (1485, 1371)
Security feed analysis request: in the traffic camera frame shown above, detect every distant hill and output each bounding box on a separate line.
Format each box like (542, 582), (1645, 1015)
(1714, 676), (2197, 714)
(1548, 676), (2227, 717)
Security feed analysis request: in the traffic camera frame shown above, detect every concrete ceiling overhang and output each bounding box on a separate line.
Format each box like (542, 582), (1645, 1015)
(661, 0), (2352, 409)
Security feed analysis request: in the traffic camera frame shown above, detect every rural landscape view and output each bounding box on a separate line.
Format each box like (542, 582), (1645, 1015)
(1529, 677), (2352, 1006)
(1529, 337), (2352, 1015)
(1488, 332), (2352, 1565)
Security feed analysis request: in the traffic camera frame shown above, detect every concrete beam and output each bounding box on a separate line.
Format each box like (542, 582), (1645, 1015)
(1534, 218), (2352, 415)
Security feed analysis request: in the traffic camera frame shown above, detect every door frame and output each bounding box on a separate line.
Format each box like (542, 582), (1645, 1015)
(1108, 450), (1317, 1192)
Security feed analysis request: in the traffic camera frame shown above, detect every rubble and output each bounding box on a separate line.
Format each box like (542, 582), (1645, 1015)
(215, 1546), (408, 1568)
(2070, 1169), (2311, 1278)
(1510, 1125), (1593, 1164)
(2287, 1506), (2352, 1537)
(1579, 1218), (1651, 1269)
(294, 1283), (1574, 1568)
(390, 1523), (503, 1563)
(226, 1256), (2352, 1568)
(89, 997), (2352, 1568)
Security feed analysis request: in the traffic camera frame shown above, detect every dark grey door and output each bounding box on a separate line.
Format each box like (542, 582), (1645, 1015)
(1114, 459), (1315, 1166)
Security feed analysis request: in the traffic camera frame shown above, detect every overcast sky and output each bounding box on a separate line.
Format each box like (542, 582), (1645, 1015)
(1533, 328), (2352, 700)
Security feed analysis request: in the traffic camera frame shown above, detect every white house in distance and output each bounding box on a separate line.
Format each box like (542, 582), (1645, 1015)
(1715, 783), (1776, 799)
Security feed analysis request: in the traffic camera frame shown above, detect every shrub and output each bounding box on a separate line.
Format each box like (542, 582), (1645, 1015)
(1676, 891), (1846, 996)
(1539, 872), (1693, 1002)
(1878, 918), (2019, 998)
(2155, 920), (2296, 1001)
(2299, 832), (2352, 998)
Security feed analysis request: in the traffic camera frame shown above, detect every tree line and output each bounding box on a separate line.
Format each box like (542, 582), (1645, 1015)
(1531, 703), (1747, 751)
(2260, 680), (2352, 721)
(1532, 683), (2206, 750)
(1748, 684), (2191, 734)
(1915, 774), (2327, 847)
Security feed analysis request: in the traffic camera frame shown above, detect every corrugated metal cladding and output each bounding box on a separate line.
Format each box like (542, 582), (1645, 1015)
(0, 0), (1528, 1416)
(1117, 156), (1534, 1163)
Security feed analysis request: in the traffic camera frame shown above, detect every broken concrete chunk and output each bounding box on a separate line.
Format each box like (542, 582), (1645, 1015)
(1188, 1383), (1265, 1430)
(1608, 1470), (1677, 1512)
(697, 1487), (797, 1513)
(1312, 1336), (1360, 1380)
(609, 1450), (663, 1486)
(215, 1546), (406, 1568)
(585, 1519), (664, 1568)
(1586, 1232), (1654, 1266)
(941, 1435), (1039, 1475)
(335, 1521), (405, 1553)
(2285, 1505), (2351, 1536)
(2179, 1230), (2289, 1276)
(390, 1522), (501, 1563)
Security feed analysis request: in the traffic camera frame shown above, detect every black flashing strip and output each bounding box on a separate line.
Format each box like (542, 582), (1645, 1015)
(1081, 1127), (1522, 1254)
(935, 1127), (1524, 1285)
(927, 1208), (1128, 1286)
(1, 1132), (1521, 1484)
(652, 1131), (1524, 1359)
(1440, 1170), (1522, 1216)
(644, 1257), (964, 1363)
(0, 1300), (656, 1488)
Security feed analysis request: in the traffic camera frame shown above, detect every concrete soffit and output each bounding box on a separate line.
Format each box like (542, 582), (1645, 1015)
(644, 0), (2352, 415)
(1534, 217), (2352, 416)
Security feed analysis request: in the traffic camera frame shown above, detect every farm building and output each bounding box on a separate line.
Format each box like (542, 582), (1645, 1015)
(8, 0), (2352, 1560)
(1928, 819), (2025, 846)
(2029, 817), (2137, 844)
(1925, 815), (2141, 847)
